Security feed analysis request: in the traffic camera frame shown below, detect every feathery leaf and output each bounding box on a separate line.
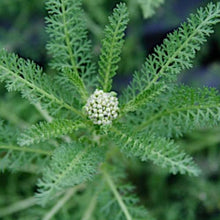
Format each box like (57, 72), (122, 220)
(121, 2), (220, 113)
(111, 128), (200, 176)
(0, 49), (83, 117)
(36, 142), (104, 205)
(135, 86), (220, 137)
(0, 124), (52, 173)
(98, 3), (129, 92)
(46, 0), (95, 100)
(18, 119), (85, 146)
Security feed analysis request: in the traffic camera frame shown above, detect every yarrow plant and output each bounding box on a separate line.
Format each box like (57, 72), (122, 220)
(0, 0), (220, 219)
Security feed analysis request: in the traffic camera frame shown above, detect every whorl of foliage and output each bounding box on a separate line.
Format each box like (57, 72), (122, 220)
(46, 0), (95, 100)
(135, 86), (220, 138)
(36, 142), (104, 206)
(121, 2), (220, 113)
(0, 1), (220, 219)
(0, 49), (82, 117)
(111, 128), (200, 176)
(138, 0), (164, 19)
(98, 3), (129, 92)
(18, 119), (85, 146)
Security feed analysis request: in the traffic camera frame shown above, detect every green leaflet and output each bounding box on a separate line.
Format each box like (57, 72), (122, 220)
(46, 0), (95, 101)
(98, 3), (129, 92)
(36, 142), (104, 206)
(121, 2), (220, 113)
(18, 119), (85, 146)
(138, 0), (164, 19)
(111, 128), (200, 176)
(135, 86), (220, 137)
(0, 49), (83, 117)
(0, 124), (51, 172)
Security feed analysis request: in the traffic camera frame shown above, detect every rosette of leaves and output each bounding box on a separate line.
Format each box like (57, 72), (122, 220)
(0, 0), (220, 219)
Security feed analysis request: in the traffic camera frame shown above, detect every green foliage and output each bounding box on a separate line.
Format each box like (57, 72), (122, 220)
(111, 128), (200, 176)
(18, 119), (85, 146)
(0, 49), (82, 117)
(0, 0), (220, 219)
(100, 165), (152, 220)
(37, 142), (104, 205)
(121, 2), (220, 113)
(46, 0), (94, 100)
(138, 0), (164, 19)
(98, 3), (129, 92)
(128, 86), (220, 138)
(0, 123), (52, 173)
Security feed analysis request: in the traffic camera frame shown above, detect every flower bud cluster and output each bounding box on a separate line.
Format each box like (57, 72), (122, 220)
(84, 89), (119, 125)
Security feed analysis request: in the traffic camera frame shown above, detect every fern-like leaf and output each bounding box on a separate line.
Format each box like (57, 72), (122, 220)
(0, 124), (52, 173)
(138, 0), (164, 19)
(0, 49), (83, 117)
(135, 86), (220, 137)
(46, 0), (95, 100)
(121, 2), (220, 113)
(98, 3), (129, 92)
(111, 128), (200, 176)
(18, 119), (85, 146)
(36, 142), (104, 206)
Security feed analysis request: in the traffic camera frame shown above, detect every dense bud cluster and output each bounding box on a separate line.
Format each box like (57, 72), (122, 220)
(84, 89), (119, 125)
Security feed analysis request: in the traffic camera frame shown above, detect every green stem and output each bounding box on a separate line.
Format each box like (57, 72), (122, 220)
(0, 197), (36, 217)
(81, 190), (99, 220)
(0, 145), (52, 156)
(103, 170), (132, 220)
(34, 103), (53, 123)
(42, 185), (84, 220)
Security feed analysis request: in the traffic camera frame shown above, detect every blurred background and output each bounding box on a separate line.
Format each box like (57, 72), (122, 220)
(0, 0), (220, 219)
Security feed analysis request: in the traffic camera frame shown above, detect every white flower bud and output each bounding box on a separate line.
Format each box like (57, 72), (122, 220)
(84, 89), (119, 125)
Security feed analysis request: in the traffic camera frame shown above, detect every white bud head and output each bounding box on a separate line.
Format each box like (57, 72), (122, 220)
(84, 89), (119, 125)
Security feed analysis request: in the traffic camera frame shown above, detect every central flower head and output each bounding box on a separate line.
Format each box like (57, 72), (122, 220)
(84, 89), (119, 125)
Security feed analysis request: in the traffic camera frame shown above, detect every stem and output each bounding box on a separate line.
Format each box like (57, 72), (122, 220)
(81, 191), (98, 220)
(42, 185), (84, 220)
(34, 103), (53, 123)
(103, 170), (132, 220)
(0, 145), (52, 156)
(0, 197), (36, 217)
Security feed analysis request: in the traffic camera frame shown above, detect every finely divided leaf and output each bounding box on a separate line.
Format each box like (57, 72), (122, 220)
(36, 142), (104, 205)
(18, 119), (85, 146)
(46, 0), (95, 100)
(0, 49), (82, 117)
(136, 86), (220, 137)
(98, 3), (129, 92)
(0, 124), (51, 172)
(121, 2), (220, 113)
(112, 128), (200, 176)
